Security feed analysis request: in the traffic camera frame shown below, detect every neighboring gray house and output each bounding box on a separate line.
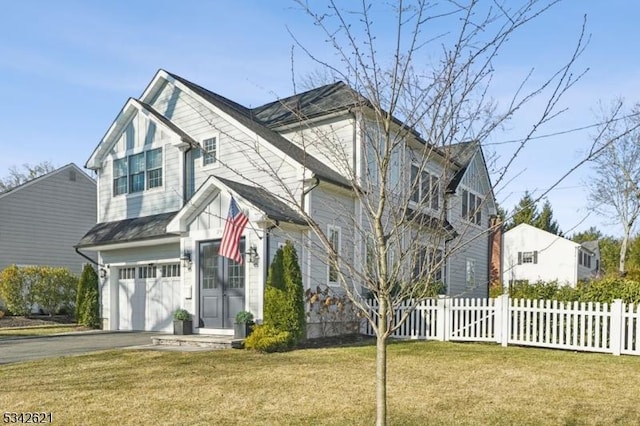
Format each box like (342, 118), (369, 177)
(77, 70), (496, 334)
(0, 163), (97, 274)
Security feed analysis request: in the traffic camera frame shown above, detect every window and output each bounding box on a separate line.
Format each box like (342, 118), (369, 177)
(517, 251), (538, 265)
(410, 164), (439, 210)
(412, 247), (444, 283)
(328, 225), (341, 284)
(112, 148), (163, 196)
(461, 189), (482, 225)
(146, 148), (163, 189)
(118, 267), (136, 280)
(466, 259), (475, 287)
(203, 137), (217, 166)
(129, 152), (145, 193)
(161, 264), (181, 277)
(113, 158), (128, 195)
(138, 266), (157, 279)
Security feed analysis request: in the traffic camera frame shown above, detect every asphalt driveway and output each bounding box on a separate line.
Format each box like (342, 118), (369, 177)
(0, 331), (158, 364)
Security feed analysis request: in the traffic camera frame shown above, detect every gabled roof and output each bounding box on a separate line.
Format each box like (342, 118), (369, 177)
(581, 240), (599, 254)
(442, 141), (478, 193)
(133, 99), (197, 146)
(0, 163), (95, 201)
(166, 71), (351, 189)
(76, 211), (179, 248)
(216, 177), (306, 225)
(252, 81), (361, 128)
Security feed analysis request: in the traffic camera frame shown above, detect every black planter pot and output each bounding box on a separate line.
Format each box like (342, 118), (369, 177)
(173, 319), (193, 335)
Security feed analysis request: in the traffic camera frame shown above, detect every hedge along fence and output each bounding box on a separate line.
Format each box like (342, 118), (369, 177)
(0, 265), (78, 316)
(497, 277), (640, 305)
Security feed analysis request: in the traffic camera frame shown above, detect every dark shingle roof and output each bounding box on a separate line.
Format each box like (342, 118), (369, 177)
(581, 240), (599, 254)
(252, 82), (361, 128)
(76, 211), (179, 248)
(407, 208), (458, 240)
(216, 177), (307, 226)
(166, 71), (350, 189)
(442, 141), (478, 193)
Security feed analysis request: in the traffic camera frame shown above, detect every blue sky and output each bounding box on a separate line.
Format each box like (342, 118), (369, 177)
(0, 1), (638, 237)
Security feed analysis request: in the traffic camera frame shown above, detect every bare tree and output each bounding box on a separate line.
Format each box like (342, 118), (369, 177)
(589, 101), (640, 274)
(174, 1), (618, 424)
(0, 161), (56, 192)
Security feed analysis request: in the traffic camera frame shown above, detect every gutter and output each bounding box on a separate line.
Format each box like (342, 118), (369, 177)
(75, 247), (102, 267)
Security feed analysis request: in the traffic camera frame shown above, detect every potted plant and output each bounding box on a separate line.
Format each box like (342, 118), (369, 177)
(173, 309), (192, 335)
(234, 310), (254, 339)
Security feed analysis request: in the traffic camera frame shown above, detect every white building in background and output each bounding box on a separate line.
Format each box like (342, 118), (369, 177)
(503, 223), (600, 287)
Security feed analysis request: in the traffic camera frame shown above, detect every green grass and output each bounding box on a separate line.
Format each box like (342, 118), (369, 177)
(1, 340), (639, 425)
(0, 325), (86, 339)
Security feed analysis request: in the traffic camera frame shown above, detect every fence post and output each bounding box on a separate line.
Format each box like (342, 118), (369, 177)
(500, 294), (510, 347)
(436, 297), (449, 341)
(494, 294), (508, 347)
(610, 299), (624, 356)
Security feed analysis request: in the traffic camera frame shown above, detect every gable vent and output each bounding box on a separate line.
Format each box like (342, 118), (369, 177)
(69, 169), (76, 181)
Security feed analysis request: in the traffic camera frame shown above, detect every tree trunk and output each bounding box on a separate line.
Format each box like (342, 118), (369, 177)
(376, 298), (388, 426)
(620, 226), (630, 275)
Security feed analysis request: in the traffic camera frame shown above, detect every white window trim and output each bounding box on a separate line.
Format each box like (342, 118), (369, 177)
(460, 187), (483, 227)
(111, 146), (165, 198)
(408, 163), (440, 212)
(202, 134), (220, 169)
(327, 224), (341, 286)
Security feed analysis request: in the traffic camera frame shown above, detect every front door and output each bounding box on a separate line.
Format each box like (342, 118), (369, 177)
(200, 239), (245, 329)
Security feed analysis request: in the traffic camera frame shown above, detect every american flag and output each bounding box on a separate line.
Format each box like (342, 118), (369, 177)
(219, 197), (249, 264)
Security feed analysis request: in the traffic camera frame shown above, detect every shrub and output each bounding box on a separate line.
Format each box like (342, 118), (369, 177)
(0, 265), (29, 315)
(76, 265), (100, 328)
(263, 241), (306, 345)
(578, 277), (640, 304)
(30, 267), (78, 316)
(244, 324), (292, 352)
(173, 309), (191, 321)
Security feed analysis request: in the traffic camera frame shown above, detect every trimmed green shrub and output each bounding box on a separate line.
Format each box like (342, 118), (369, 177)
(244, 324), (291, 352)
(0, 265), (29, 316)
(263, 241), (306, 345)
(76, 264), (100, 328)
(578, 277), (640, 304)
(30, 267), (78, 316)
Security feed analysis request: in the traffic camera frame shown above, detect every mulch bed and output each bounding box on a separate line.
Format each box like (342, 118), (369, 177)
(0, 315), (76, 329)
(296, 334), (375, 349)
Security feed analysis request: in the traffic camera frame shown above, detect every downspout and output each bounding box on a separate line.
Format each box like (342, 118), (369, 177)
(182, 141), (195, 204)
(301, 177), (320, 211)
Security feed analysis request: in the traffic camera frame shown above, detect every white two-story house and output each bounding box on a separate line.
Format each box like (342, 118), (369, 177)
(503, 223), (600, 287)
(77, 69), (497, 334)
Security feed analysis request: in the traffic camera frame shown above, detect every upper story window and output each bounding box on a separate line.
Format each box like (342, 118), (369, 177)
(112, 148), (163, 196)
(412, 246), (444, 284)
(410, 164), (440, 210)
(517, 251), (538, 264)
(461, 189), (482, 225)
(203, 137), (217, 166)
(328, 225), (341, 285)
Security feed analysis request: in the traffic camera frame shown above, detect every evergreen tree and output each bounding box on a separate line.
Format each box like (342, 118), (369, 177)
(263, 241), (306, 344)
(534, 199), (561, 235)
(571, 226), (603, 244)
(506, 191), (538, 231)
(76, 264), (100, 328)
(282, 241), (306, 342)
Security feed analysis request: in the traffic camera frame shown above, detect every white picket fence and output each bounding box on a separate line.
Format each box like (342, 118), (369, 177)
(362, 295), (640, 356)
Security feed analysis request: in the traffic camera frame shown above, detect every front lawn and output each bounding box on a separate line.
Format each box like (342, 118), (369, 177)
(0, 325), (87, 339)
(1, 341), (639, 425)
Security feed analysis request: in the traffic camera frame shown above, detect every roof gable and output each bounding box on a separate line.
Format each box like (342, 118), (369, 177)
(0, 163), (95, 201)
(85, 97), (196, 169)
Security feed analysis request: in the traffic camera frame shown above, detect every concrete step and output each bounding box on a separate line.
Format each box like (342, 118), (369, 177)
(151, 334), (244, 349)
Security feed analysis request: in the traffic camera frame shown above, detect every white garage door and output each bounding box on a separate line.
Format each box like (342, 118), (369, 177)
(117, 265), (182, 332)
